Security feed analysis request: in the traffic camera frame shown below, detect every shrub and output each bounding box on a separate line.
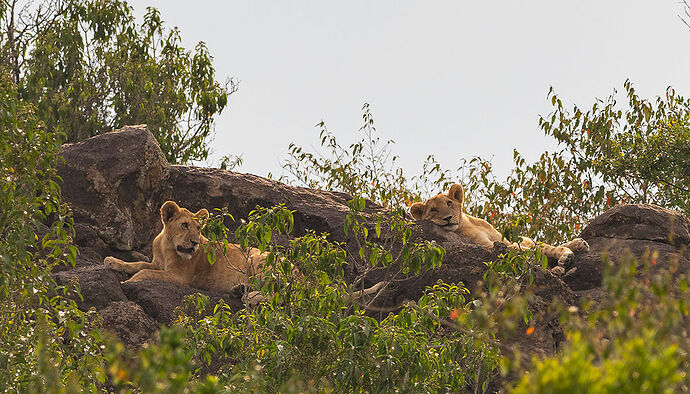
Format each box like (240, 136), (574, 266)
(0, 71), (104, 391)
(511, 255), (690, 393)
(178, 200), (515, 392)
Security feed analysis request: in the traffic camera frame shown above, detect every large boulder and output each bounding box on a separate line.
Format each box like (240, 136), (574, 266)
(54, 265), (129, 310)
(565, 204), (690, 292)
(580, 204), (690, 246)
(121, 280), (243, 324)
(163, 166), (363, 243)
(58, 125), (169, 252)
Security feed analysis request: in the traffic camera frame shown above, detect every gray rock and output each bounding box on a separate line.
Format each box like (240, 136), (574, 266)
(120, 280), (243, 324)
(98, 301), (158, 346)
(163, 166), (364, 244)
(580, 203), (690, 246)
(567, 204), (690, 291)
(59, 125), (169, 251)
(54, 266), (129, 310)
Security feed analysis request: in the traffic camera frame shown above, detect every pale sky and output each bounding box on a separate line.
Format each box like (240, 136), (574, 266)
(130, 1), (690, 183)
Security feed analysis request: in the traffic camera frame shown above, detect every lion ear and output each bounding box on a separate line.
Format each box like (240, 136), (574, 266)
(410, 202), (426, 220)
(161, 201), (181, 224)
(194, 209), (209, 227)
(448, 184), (464, 206)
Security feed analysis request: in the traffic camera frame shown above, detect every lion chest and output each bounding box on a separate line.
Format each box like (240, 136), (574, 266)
(457, 215), (501, 247)
(199, 246), (262, 289)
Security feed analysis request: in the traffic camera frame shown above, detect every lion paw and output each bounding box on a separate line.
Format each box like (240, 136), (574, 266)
(104, 256), (123, 269)
(557, 251), (574, 269)
(568, 238), (590, 253)
(563, 266), (578, 277)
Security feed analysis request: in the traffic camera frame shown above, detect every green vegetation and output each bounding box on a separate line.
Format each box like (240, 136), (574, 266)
(285, 84), (690, 245)
(1, 0), (232, 164)
(1, 1), (690, 392)
(0, 70), (104, 391)
(181, 203), (506, 392)
(513, 255), (689, 394)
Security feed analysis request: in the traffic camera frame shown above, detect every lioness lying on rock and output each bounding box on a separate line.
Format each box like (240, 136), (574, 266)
(410, 184), (589, 274)
(105, 201), (264, 295)
(105, 201), (384, 302)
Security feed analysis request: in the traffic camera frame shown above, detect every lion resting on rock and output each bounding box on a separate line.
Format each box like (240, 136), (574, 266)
(105, 201), (385, 301)
(105, 201), (265, 294)
(410, 184), (589, 274)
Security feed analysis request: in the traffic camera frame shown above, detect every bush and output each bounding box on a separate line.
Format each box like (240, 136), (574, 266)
(0, 71), (104, 391)
(511, 255), (690, 393)
(177, 199), (519, 392)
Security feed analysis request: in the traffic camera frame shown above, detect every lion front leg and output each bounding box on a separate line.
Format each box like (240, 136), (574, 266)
(560, 238), (589, 253)
(531, 243), (573, 275)
(104, 256), (156, 275)
(550, 238), (589, 275)
(126, 269), (185, 286)
(553, 248), (574, 275)
(507, 236), (536, 250)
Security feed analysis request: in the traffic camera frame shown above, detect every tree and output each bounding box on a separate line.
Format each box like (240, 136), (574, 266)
(0, 0), (234, 164)
(540, 81), (690, 214)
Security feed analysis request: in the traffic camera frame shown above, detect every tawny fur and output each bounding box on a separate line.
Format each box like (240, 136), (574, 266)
(105, 201), (386, 301)
(105, 201), (264, 294)
(409, 184), (588, 274)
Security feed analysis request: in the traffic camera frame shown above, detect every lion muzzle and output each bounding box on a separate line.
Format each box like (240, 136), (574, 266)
(176, 245), (197, 259)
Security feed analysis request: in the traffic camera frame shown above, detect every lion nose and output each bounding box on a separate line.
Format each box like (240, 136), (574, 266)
(443, 215), (453, 222)
(190, 240), (198, 247)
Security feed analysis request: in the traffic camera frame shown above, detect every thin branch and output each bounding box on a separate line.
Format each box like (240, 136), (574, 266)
(681, 0), (690, 30)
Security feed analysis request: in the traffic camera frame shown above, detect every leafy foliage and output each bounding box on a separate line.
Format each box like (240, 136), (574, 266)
(284, 81), (690, 246)
(540, 81), (690, 214)
(179, 202), (511, 392)
(459, 82), (690, 243)
(280, 103), (594, 244)
(0, 71), (104, 391)
(1, 0), (234, 164)
(283, 103), (415, 208)
(511, 255), (690, 393)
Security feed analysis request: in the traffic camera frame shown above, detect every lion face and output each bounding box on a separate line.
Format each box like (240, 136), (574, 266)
(160, 201), (209, 260)
(409, 184), (464, 231)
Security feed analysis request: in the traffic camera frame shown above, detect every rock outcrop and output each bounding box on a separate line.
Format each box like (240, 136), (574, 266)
(566, 204), (690, 292)
(56, 126), (689, 360)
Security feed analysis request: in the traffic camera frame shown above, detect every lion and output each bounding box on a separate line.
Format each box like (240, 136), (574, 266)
(105, 201), (384, 301)
(409, 184), (589, 274)
(104, 201), (264, 296)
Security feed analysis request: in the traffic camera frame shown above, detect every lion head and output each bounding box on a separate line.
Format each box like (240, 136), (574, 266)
(160, 201), (209, 260)
(409, 184), (464, 231)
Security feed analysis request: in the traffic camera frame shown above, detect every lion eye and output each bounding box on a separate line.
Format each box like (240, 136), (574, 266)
(447, 201), (453, 207)
(182, 222), (189, 229)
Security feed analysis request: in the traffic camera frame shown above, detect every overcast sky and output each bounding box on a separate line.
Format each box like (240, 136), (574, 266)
(130, 1), (690, 185)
